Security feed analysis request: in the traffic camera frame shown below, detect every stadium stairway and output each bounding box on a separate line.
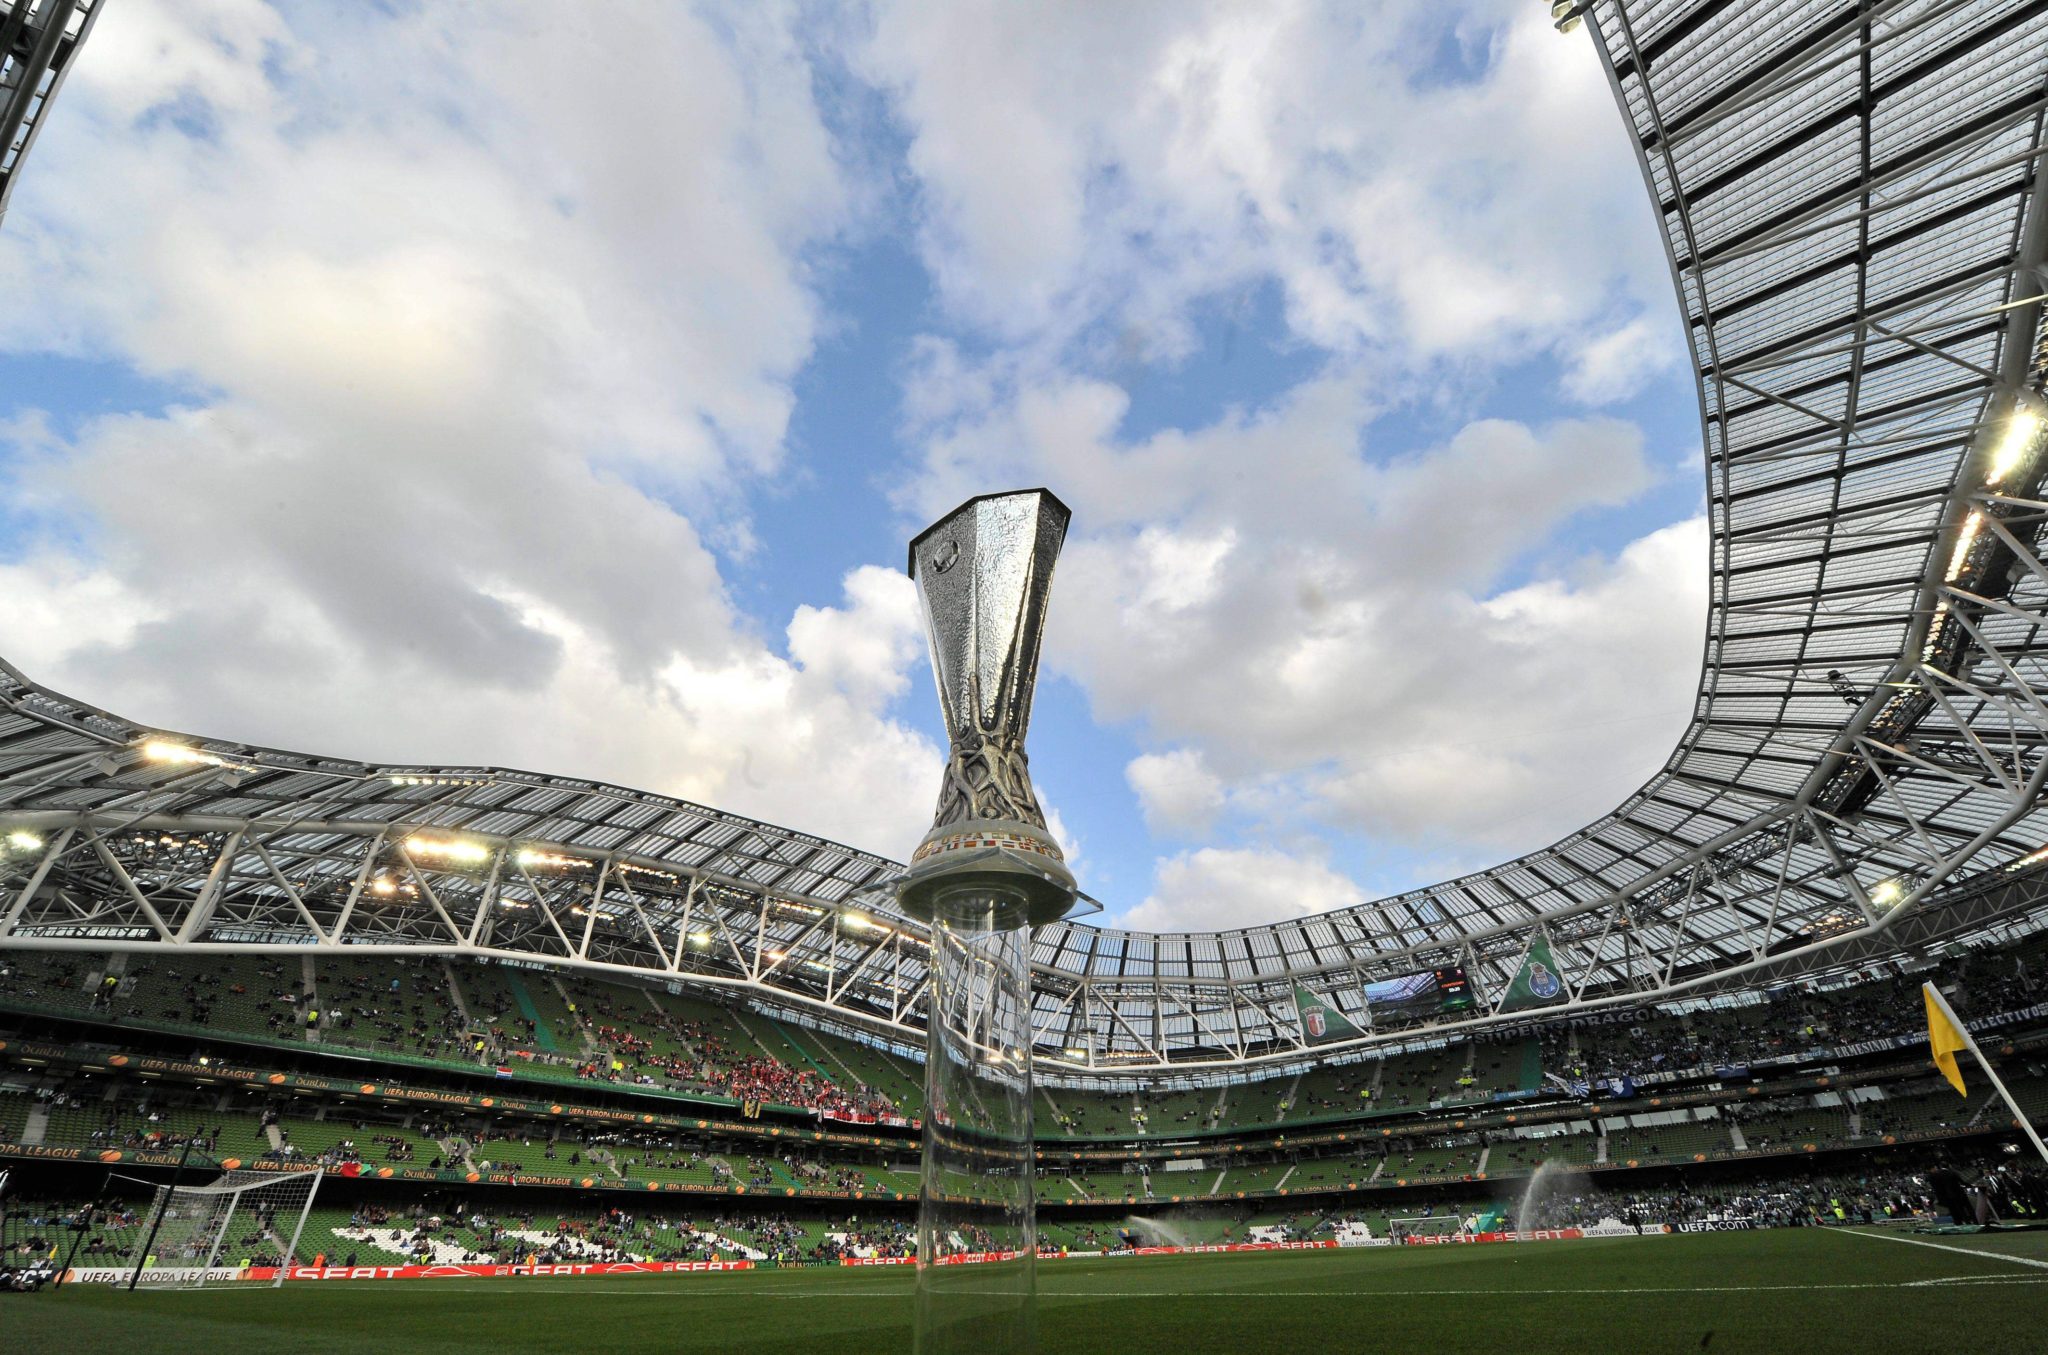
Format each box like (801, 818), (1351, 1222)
(441, 961), (478, 1034)
(1273, 1072), (1302, 1122)
(535, 973), (601, 1058)
(1038, 1085), (1069, 1131)
(758, 1015), (837, 1085)
(298, 956), (319, 1042)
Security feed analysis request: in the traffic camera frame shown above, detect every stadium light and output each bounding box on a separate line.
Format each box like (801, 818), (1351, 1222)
(1945, 511), (1984, 582)
(1985, 402), (2046, 486)
(515, 847), (583, 870)
(1869, 878), (1904, 908)
(4, 829), (42, 852)
(405, 836), (491, 865)
(142, 739), (249, 772)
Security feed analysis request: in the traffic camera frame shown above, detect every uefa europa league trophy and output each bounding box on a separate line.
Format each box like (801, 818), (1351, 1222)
(900, 489), (1078, 1355)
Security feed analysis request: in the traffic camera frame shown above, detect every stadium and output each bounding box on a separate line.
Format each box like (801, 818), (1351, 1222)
(5, 0), (2048, 1351)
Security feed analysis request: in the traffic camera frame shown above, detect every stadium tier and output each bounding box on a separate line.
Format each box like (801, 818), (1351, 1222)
(4, 926), (2048, 1233)
(8, 939), (2048, 1138)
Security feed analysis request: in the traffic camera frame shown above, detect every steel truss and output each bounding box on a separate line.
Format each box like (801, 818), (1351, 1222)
(0, 0), (101, 227)
(6, 0), (2048, 1077)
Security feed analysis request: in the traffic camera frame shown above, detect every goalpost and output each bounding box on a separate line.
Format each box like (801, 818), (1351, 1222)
(121, 1168), (324, 1289)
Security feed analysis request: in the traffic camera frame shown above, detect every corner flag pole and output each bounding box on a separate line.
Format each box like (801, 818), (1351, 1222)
(1923, 981), (2048, 1167)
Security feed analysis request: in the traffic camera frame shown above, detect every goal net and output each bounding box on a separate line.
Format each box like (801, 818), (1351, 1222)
(121, 1168), (323, 1288)
(1386, 1213), (1470, 1243)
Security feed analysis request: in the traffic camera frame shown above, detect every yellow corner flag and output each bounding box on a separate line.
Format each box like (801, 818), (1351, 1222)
(1925, 984), (1968, 1096)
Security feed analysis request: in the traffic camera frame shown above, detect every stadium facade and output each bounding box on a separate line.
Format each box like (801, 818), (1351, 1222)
(5, 0), (2048, 1087)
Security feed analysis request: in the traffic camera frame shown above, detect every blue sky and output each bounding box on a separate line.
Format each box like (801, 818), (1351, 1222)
(0, 0), (1709, 933)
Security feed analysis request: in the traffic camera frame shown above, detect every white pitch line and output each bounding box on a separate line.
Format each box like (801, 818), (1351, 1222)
(1833, 1226), (2048, 1271)
(213, 1275), (2048, 1299)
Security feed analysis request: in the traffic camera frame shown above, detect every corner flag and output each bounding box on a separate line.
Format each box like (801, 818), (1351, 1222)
(1924, 983), (1968, 1096)
(1920, 980), (2048, 1167)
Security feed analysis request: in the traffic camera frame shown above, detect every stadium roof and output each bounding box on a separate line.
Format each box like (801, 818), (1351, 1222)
(5, 0), (2048, 1072)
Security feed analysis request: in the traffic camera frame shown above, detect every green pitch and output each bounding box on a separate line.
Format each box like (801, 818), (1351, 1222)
(14, 1227), (2048, 1355)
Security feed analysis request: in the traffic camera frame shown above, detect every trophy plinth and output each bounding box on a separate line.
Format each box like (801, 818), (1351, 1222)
(897, 816), (1075, 931)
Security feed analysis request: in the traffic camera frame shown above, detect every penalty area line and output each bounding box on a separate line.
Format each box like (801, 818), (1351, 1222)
(1832, 1227), (2048, 1271)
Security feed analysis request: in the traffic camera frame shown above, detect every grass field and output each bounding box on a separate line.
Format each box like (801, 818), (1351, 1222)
(13, 1227), (2048, 1355)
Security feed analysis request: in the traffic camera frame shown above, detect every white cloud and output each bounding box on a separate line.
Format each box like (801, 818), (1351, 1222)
(1122, 846), (1367, 934)
(786, 567), (926, 709)
(1563, 315), (1683, 405)
(866, 0), (1703, 897)
(0, 550), (940, 856)
(910, 369), (1702, 874)
(1126, 748), (1226, 838)
(861, 0), (1675, 383)
(0, 1), (941, 858)
(1044, 805), (1085, 883)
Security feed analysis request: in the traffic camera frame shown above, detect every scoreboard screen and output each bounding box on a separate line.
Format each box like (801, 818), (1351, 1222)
(1434, 966), (1476, 1012)
(1365, 966), (1476, 1020)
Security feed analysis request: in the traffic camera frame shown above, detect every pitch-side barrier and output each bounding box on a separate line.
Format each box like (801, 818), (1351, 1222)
(66, 1225), (1670, 1282)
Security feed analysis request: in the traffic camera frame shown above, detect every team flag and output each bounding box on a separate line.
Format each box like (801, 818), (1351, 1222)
(1498, 937), (1567, 1013)
(1924, 983), (1969, 1096)
(1293, 984), (1361, 1044)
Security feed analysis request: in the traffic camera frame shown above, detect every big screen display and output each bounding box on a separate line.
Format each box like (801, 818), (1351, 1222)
(1364, 966), (1476, 1020)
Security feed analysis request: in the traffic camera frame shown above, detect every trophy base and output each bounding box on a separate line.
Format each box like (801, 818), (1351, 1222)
(898, 816), (1077, 931)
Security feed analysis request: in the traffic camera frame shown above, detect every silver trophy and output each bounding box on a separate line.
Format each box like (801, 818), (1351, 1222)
(900, 488), (1077, 1355)
(900, 488), (1077, 924)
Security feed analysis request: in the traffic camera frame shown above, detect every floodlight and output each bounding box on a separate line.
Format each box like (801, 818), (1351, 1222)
(1985, 402), (2046, 486)
(405, 836), (490, 864)
(1945, 511), (1984, 582)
